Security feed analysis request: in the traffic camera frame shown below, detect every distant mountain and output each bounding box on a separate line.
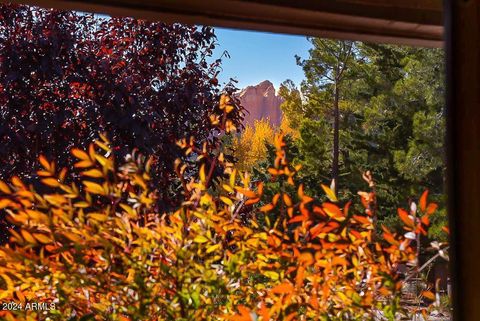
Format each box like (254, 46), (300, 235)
(238, 80), (284, 127)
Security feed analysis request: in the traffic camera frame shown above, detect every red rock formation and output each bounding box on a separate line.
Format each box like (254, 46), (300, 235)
(238, 80), (284, 127)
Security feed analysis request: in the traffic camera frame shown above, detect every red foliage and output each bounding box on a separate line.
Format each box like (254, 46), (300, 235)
(0, 4), (243, 221)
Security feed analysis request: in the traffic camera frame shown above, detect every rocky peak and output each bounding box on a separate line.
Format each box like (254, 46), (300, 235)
(238, 80), (284, 127)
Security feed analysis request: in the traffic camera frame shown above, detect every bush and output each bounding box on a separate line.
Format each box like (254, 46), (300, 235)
(0, 3), (243, 214)
(0, 101), (444, 320)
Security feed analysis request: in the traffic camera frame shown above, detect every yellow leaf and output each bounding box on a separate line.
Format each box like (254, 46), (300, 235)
(337, 291), (350, 303)
(206, 244), (221, 254)
(199, 164), (206, 183)
(88, 213), (109, 222)
(33, 233), (52, 244)
(321, 184), (338, 202)
(62, 231), (82, 243)
(264, 271), (279, 281)
(94, 154), (109, 167)
(193, 235), (208, 243)
(44, 194), (67, 206)
(94, 140), (110, 152)
(220, 196), (233, 206)
(74, 201), (90, 208)
(229, 170), (236, 187)
(120, 204), (137, 219)
(126, 269), (135, 283)
(99, 132), (110, 144)
(83, 181), (105, 195)
(81, 169), (103, 178)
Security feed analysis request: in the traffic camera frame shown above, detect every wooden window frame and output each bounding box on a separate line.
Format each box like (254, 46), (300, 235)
(6, 1), (479, 320)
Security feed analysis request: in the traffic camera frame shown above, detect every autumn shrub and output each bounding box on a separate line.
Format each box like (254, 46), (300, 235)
(0, 98), (445, 321)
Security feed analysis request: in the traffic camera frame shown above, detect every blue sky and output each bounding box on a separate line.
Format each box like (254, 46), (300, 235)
(212, 28), (312, 90)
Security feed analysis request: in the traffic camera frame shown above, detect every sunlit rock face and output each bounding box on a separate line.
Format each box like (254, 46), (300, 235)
(238, 80), (284, 126)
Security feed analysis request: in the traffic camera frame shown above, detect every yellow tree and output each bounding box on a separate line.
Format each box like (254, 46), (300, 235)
(234, 119), (275, 171)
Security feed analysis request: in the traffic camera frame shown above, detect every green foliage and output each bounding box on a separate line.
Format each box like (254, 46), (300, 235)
(278, 41), (446, 234)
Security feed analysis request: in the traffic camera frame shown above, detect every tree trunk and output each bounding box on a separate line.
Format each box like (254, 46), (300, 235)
(332, 83), (340, 195)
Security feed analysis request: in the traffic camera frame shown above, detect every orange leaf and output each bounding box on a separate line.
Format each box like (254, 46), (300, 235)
(271, 282), (294, 294)
(258, 302), (270, 320)
(74, 160), (93, 168)
(421, 215), (430, 226)
(298, 184), (305, 198)
(420, 190), (429, 212)
(231, 306), (252, 321)
(83, 181), (105, 195)
(310, 223), (326, 239)
(0, 199), (12, 209)
(332, 256), (348, 266)
(0, 181), (12, 194)
(81, 169), (104, 178)
(235, 187), (257, 199)
(20, 230), (37, 245)
(11, 176), (25, 188)
(295, 266), (305, 288)
(383, 232), (399, 246)
(353, 215), (371, 225)
(323, 202), (343, 218)
(245, 198), (260, 205)
(283, 193), (293, 207)
(426, 203), (438, 215)
(71, 148), (90, 161)
(268, 168), (280, 175)
(313, 206), (326, 217)
(442, 226), (450, 234)
(33, 233), (51, 244)
(422, 290), (435, 301)
(398, 208), (414, 227)
(39, 155), (51, 171)
(41, 178), (60, 188)
(259, 203), (274, 212)
(299, 252), (314, 265)
(288, 214), (307, 224)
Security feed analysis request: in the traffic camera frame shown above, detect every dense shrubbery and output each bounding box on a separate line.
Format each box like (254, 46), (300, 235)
(0, 94), (447, 321)
(0, 4), (449, 320)
(0, 4), (243, 215)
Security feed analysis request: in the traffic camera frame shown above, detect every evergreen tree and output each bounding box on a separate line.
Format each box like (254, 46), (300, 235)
(295, 39), (360, 194)
(278, 41), (446, 234)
